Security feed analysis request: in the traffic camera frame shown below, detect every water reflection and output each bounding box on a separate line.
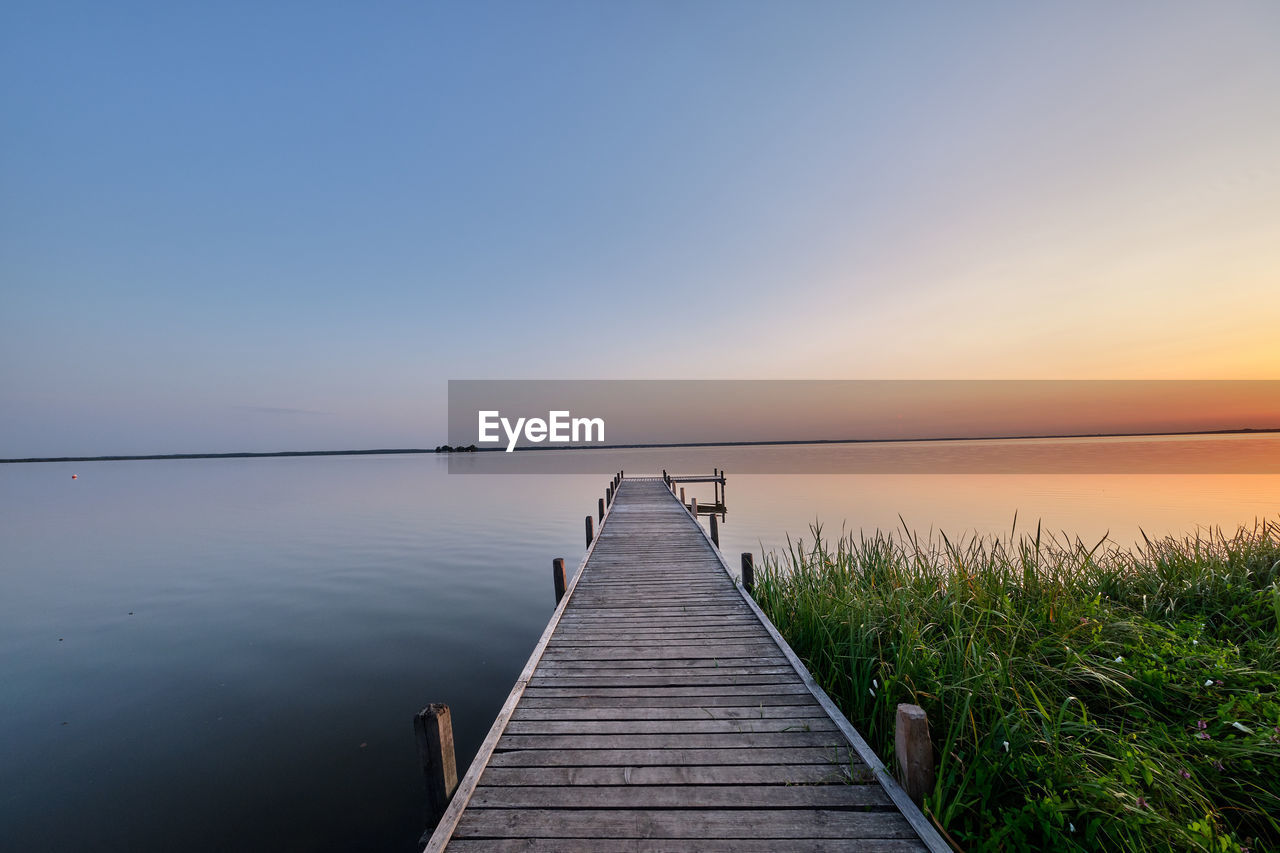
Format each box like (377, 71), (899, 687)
(0, 447), (1276, 851)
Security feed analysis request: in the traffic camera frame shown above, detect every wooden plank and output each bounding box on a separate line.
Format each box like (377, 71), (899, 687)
(528, 673), (804, 687)
(477, 763), (877, 786)
(509, 704), (829, 721)
(447, 840), (924, 852)
(536, 656), (790, 668)
(452, 809), (920, 839)
(495, 732), (847, 750)
(551, 631), (772, 641)
(538, 657), (784, 670)
(468, 784), (893, 809)
(555, 619), (755, 629)
(485, 746), (857, 767)
(502, 718), (839, 735)
(518, 684), (815, 698)
(517, 693), (824, 708)
(571, 588), (738, 597)
(556, 608), (751, 618)
(541, 643), (779, 659)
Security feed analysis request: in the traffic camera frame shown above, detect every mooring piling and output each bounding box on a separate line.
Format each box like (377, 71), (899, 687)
(414, 703), (458, 824)
(551, 557), (566, 604)
(895, 703), (935, 806)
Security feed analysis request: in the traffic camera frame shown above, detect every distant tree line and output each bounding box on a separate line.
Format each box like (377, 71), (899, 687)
(434, 445), (478, 453)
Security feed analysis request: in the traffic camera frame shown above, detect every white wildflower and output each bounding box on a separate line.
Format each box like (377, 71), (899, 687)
(1231, 722), (1254, 734)
(1115, 656), (1124, 663)
(869, 688), (875, 697)
(1193, 639), (1198, 645)
(1002, 740), (1010, 752)
(873, 679), (878, 688)
(1069, 823), (1076, 833)
(1205, 679), (1215, 687)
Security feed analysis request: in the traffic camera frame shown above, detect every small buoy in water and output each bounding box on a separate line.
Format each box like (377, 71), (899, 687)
(71, 474), (78, 480)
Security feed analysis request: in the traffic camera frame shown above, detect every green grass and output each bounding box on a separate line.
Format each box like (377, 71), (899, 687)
(751, 518), (1280, 852)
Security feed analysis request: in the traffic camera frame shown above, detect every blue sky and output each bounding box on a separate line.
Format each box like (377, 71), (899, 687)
(3, 2), (1278, 455)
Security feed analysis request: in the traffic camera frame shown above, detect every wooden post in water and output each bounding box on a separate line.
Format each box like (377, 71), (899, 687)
(415, 703), (459, 823)
(690, 496), (697, 516)
(741, 553), (754, 593)
(679, 487), (685, 504)
(598, 497), (606, 522)
(710, 513), (719, 546)
(895, 704), (935, 806)
(551, 558), (566, 604)
(585, 515), (594, 547)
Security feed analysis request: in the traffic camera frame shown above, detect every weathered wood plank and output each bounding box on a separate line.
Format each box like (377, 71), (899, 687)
(477, 763), (877, 786)
(541, 644), (780, 660)
(485, 746), (856, 767)
(468, 784), (893, 809)
(532, 655), (793, 671)
(514, 691), (824, 712)
(452, 808), (920, 839)
(446, 841), (925, 852)
(536, 656), (789, 668)
(509, 704), (829, 721)
(547, 632), (769, 642)
(496, 732), (847, 750)
(518, 684), (815, 699)
(550, 622), (768, 635)
(502, 717), (839, 735)
(528, 672), (804, 687)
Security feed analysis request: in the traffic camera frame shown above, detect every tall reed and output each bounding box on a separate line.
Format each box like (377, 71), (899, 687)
(753, 519), (1280, 852)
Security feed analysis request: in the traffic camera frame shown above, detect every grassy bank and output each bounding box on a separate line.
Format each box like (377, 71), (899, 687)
(752, 520), (1280, 852)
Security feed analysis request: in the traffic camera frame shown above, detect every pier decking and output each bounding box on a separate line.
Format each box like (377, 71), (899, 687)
(426, 476), (948, 852)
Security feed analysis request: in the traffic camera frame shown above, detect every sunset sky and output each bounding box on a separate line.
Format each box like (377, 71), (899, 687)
(3, 2), (1278, 456)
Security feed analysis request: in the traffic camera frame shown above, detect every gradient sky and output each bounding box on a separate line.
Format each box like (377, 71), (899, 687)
(3, 1), (1278, 456)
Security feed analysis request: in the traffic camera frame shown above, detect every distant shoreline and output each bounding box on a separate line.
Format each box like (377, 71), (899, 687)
(3, 427), (1277, 464)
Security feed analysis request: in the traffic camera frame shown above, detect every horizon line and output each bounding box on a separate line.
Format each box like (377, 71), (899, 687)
(3, 426), (1277, 464)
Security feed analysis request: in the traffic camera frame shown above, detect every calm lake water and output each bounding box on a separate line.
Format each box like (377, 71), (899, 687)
(2, 438), (1277, 851)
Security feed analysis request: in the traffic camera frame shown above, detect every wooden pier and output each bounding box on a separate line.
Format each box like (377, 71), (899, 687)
(424, 475), (949, 852)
